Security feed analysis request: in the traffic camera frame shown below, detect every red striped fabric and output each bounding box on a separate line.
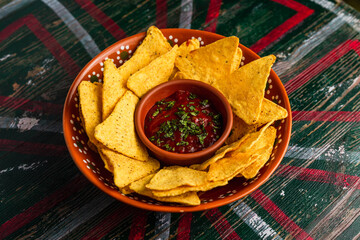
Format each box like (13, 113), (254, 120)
(0, 14), (80, 77)
(204, 0), (222, 33)
(0, 175), (88, 239)
(251, 190), (314, 240)
(205, 208), (242, 240)
(251, 0), (314, 53)
(75, 0), (127, 40)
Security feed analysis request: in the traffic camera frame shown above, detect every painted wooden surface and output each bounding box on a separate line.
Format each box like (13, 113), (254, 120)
(0, 0), (359, 239)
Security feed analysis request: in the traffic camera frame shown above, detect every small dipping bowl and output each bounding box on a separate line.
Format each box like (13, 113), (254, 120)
(135, 79), (233, 166)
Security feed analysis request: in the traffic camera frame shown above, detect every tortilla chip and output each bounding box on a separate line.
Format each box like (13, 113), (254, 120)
(78, 81), (102, 145)
(227, 121), (274, 157)
(127, 45), (178, 97)
(102, 26), (171, 119)
(119, 185), (134, 195)
(225, 113), (258, 145)
(175, 36), (240, 85)
(130, 174), (201, 206)
(98, 146), (114, 172)
(146, 166), (207, 190)
(190, 134), (252, 171)
(216, 55), (276, 125)
(171, 71), (187, 80)
(192, 122), (273, 171)
(177, 39), (200, 58)
(231, 48), (242, 72)
(102, 59), (127, 120)
(152, 179), (228, 197)
(87, 140), (98, 153)
(207, 152), (259, 182)
(255, 98), (288, 125)
(99, 147), (159, 188)
(240, 126), (277, 179)
(95, 91), (149, 160)
(208, 126), (277, 181)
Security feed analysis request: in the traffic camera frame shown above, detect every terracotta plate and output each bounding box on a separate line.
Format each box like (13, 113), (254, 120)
(63, 28), (292, 212)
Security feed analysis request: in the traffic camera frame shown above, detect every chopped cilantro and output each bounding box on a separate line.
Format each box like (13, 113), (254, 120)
(153, 109), (160, 117)
(198, 132), (208, 145)
(189, 93), (197, 99)
(189, 105), (196, 111)
(176, 141), (189, 146)
(166, 100), (175, 109)
(163, 144), (172, 151)
(200, 99), (209, 106)
(156, 100), (165, 105)
(190, 111), (199, 116)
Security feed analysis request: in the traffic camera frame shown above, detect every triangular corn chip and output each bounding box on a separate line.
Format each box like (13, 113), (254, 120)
(175, 36), (240, 85)
(208, 126), (277, 181)
(127, 45), (178, 97)
(102, 59), (127, 120)
(225, 113), (258, 145)
(177, 39), (200, 58)
(227, 121), (274, 157)
(146, 166), (207, 190)
(130, 174), (201, 206)
(255, 98), (288, 125)
(240, 127), (277, 179)
(216, 55), (276, 125)
(151, 179), (228, 197)
(207, 152), (258, 182)
(192, 121), (273, 171)
(99, 148), (159, 188)
(95, 91), (149, 160)
(78, 81), (102, 146)
(102, 26), (171, 119)
(231, 47), (242, 72)
(190, 134), (251, 171)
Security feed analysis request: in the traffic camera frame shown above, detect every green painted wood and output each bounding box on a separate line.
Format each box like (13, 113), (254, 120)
(0, 0), (359, 239)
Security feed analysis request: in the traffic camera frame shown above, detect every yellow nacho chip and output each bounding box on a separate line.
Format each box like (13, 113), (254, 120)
(228, 121), (274, 156)
(175, 36), (240, 85)
(171, 71), (187, 80)
(99, 147), (159, 188)
(102, 59), (127, 120)
(190, 134), (251, 171)
(207, 152), (259, 182)
(240, 126), (277, 179)
(208, 126), (277, 182)
(78, 81), (102, 146)
(152, 179), (228, 197)
(102, 26), (171, 120)
(130, 174), (201, 206)
(146, 166), (208, 190)
(192, 122), (273, 171)
(95, 91), (149, 160)
(127, 45), (178, 97)
(177, 39), (200, 58)
(216, 55), (276, 125)
(255, 98), (288, 125)
(231, 47), (242, 72)
(225, 113), (258, 145)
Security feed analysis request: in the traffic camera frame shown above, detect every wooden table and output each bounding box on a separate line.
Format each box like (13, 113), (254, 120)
(1, 0), (359, 239)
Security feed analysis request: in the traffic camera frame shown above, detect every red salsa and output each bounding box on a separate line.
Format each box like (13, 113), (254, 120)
(145, 90), (222, 153)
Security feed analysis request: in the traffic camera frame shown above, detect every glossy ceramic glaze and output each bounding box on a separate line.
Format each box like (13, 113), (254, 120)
(63, 28), (292, 212)
(135, 79), (233, 166)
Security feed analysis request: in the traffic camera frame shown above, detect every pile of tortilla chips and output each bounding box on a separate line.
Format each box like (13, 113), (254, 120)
(77, 26), (288, 206)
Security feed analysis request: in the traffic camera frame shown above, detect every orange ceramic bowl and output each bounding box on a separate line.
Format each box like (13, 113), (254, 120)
(63, 28), (292, 212)
(135, 79), (233, 166)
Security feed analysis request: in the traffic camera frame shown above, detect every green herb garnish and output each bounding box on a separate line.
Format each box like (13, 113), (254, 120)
(189, 93), (197, 99)
(200, 99), (209, 106)
(153, 109), (160, 117)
